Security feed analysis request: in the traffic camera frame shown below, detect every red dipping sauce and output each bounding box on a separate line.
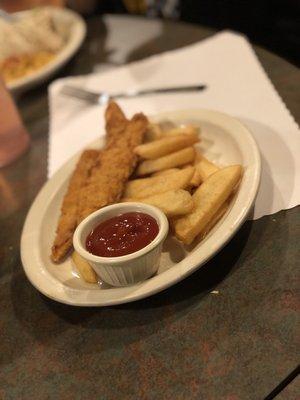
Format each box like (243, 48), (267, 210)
(86, 212), (159, 257)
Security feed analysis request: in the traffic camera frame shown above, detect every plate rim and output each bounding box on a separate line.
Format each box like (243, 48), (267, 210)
(21, 108), (261, 307)
(7, 7), (87, 92)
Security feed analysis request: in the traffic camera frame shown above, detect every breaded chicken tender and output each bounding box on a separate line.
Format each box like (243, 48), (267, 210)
(51, 149), (100, 262)
(51, 102), (147, 262)
(78, 112), (148, 221)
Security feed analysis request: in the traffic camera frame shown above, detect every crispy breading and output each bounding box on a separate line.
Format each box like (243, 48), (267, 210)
(78, 113), (148, 221)
(51, 103), (147, 263)
(105, 101), (127, 145)
(51, 149), (100, 262)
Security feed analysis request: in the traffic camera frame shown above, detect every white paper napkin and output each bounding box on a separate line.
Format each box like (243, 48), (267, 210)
(48, 31), (300, 220)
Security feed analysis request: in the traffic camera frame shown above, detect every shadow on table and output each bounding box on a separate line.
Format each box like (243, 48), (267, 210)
(9, 217), (254, 332)
(6, 204), (292, 367)
(42, 215), (254, 320)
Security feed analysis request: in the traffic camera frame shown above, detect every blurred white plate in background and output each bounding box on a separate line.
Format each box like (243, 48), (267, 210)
(7, 7), (86, 93)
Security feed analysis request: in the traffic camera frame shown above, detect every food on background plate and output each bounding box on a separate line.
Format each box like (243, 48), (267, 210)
(85, 212), (159, 257)
(0, 8), (67, 83)
(0, 52), (55, 83)
(51, 101), (243, 285)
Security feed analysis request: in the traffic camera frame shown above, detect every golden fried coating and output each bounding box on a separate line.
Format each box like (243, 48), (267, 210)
(105, 101), (127, 145)
(77, 113), (148, 222)
(51, 102), (147, 263)
(51, 149), (100, 262)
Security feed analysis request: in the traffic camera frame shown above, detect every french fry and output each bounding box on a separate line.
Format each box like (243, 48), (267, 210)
(174, 165), (243, 244)
(153, 168), (180, 177)
(135, 133), (199, 160)
(190, 150), (203, 186)
(190, 168), (202, 187)
(123, 166), (194, 199)
(198, 201), (229, 240)
(162, 125), (199, 137)
(190, 156), (219, 187)
(145, 123), (163, 141)
(136, 147), (195, 176)
(190, 162), (202, 187)
(194, 149), (202, 163)
(197, 157), (219, 181)
(71, 251), (98, 283)
(124, 190), (194, 217)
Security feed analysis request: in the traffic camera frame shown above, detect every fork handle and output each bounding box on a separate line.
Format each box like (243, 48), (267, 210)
(61, 84), (207, 104)
(115, 85), (207, 98)
(60, 86), (100, 103)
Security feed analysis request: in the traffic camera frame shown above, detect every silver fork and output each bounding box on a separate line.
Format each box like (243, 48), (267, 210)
(60, 84), (207, 105)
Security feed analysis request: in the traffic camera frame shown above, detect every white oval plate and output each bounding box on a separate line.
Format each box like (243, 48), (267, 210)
(21, 109), (261, 306)
(7, 7), (86, 93)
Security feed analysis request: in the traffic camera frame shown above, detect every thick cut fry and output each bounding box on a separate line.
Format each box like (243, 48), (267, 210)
(191, 156), (219, 187)
(198, 157), (219, 180)
(153, 168), (180, 177)
(174, 165), (243, 244)
(51, 149), (100, 263)
(124, 190), (194, 217)
(198, 201), (229, 240)
(136, 147), (195, 176)
(124, 166), (194, 199)
(145, 123), (163, 141)
(162, 125), (199, 137)
(191, 149), (202, 186)
(190, 169), (202, 187)
(145, 124), (199, 141)
(194, 149), (202, 163)
(71, 251), (98, 283)
(135, 133), (199, 160)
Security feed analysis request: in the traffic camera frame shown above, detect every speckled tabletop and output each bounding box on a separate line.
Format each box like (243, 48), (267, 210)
(275, 375), (300, 399)
(0, 15), (299, 400)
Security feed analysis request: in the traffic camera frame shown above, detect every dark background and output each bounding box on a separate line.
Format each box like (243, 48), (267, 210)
(180, 0), (300, 67)
(94, 0), (300, 67)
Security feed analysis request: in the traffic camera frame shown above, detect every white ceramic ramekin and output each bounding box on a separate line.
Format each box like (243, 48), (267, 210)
(73, 202), (169, 287)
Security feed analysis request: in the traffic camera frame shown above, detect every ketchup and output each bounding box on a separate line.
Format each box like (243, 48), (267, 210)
(86, 212), (159, 257)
